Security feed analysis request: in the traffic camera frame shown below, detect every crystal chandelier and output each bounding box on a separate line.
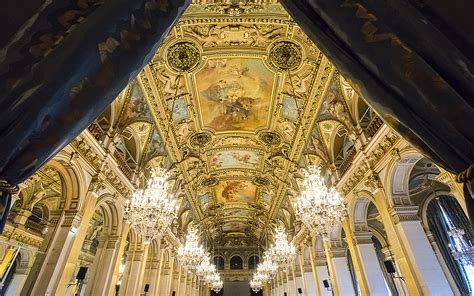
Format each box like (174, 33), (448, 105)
(448, 228), (474, 266)
(178, 227), (206, 270)
(250, 273), (265, 293)
(269, 226), (296, 267)
(196, 257), (216, 279)
(207, 271), (223, 293)
(295, 165), (347, 238)
(257, 252), (278, 279)
(124, 168), (176, 243)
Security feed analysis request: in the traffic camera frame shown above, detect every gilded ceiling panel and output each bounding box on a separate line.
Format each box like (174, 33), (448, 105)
(136, 2), (345, 247)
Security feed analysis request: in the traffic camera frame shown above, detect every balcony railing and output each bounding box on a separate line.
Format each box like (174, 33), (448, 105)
(364, 115), (383, 139)
(338, 147), (357, 177)
(113, 150), (133, 180)
(88, 122), (106, 142)
(24, 219), (47, 235)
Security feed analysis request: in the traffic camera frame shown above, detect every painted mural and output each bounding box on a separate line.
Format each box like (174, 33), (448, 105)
(196, 58), (274, 131)
(223, 208), (253, 218)
(119, 81), (153, 129)
(143, 128), (165, 162)
(199, 193), (210, 209)
(215, 180), (257, 203)
(281, 94), (299, 121)
(306, 124), (330, 164)
(261, 192), (272, 204)
(171, 96), (189, 122)
(210, 150), (260, 169)
(222, 222), (248, 233)
(318, 75), (352, 128)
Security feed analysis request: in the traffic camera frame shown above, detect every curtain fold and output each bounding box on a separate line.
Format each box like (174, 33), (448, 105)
(0, 0), (191, 231)
(280, 0), (474, 221)
(427, 196), (471, 295)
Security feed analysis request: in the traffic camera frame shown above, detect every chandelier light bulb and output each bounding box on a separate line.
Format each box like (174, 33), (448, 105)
(295, 165), (347, 238)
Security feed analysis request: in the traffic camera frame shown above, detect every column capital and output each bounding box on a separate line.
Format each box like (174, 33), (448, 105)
(389, 205), (420, 223)
(327, 241), (347, 258)
(352, 231), (373, 245)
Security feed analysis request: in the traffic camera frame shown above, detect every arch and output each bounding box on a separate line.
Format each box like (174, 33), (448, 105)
(248, 255), (259, 269)
(230, 256), (243, 270)
(95, 194), (124, 236)
(42, 152), (87, 212)
(213, 256), (225, 270)
(385, 149), (424, 207)
(347, 190), (378, 233)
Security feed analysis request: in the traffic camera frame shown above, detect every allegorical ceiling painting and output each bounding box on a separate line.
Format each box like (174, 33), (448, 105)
(195, 58), (274, 132)
(127, 1), (358, 249)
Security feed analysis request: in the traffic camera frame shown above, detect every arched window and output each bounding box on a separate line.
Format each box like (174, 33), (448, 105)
(213, 256), (225, 270)
(248, 256), (259, 269)
(230, 256), (243, 270)
(427, 195), (474, 294)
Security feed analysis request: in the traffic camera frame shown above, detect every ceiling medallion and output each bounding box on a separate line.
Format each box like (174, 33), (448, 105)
(167, 42), (201, 73)
(204, 1), (264, 16)
(258, 131), (282, 146)
(253, 176), (270, 186)
(189, 132), (212, 148)
(201, 177), (219, 187)
(269, 41), (303, 71)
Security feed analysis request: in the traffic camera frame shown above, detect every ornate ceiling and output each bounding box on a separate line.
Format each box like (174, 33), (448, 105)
(124, 1), (358, 248)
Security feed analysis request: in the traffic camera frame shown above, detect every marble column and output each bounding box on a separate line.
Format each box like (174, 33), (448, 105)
(105, 223), (129, 296)
(25, 191), (98, 296)
(315, 264), (332, 296)
(389, 206), (453, 295)
(85, 234), (122, 296)
(324, 240), (355, 296)
(297, 253), (308, 296)
(372, 182), (450, 295)
(119, 244), (150, 296)
(351, 231), (390, 295)
(306, 246), (323, 296)
(151, 249), (165, 295)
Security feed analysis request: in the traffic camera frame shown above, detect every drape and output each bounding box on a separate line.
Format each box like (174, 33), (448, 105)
(0, 0), (191, 231)
(427, 195), (472, 295)
(280, 0), (474, 221)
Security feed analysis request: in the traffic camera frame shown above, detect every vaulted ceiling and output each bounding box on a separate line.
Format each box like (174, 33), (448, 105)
(100, 1), (363, 249)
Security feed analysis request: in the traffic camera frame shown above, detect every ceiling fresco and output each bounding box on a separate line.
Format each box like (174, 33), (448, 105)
(196, 58), (274, 132)
(128, 1), (359, 248)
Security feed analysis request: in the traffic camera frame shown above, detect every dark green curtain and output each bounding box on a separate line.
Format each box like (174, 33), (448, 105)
(427, 195), (472, 295)
(0, 0), (190, 231)
(280, 0), (474, 222)
(372, 236), (397, 295)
